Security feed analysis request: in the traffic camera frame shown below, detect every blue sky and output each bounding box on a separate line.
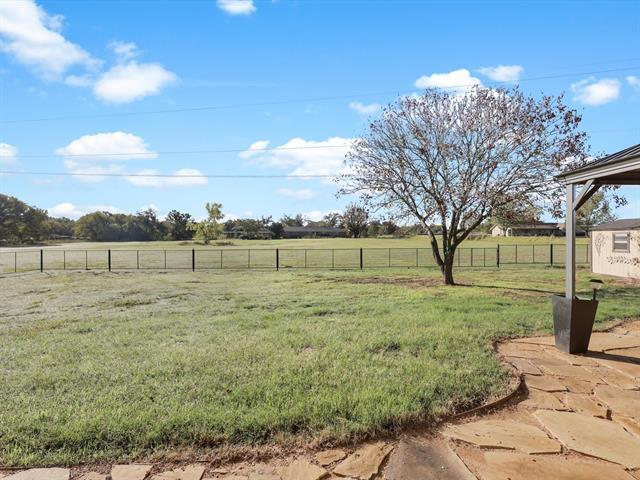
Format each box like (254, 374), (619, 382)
(1, 0), (639, 222)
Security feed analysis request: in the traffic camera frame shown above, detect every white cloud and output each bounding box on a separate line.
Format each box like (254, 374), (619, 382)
(57, 132), (157, 182)
(349, 101), (382, 114)
(240, 137), (355, 181)
(276, 188), (316, 200)
(304, 210), (335, 222)
(217, 0), (256, 15)
(477, 64), (523, 82)
(627, 76), (640, 91)
(0, 0), (99, 79)
(571, 77), (620, 106)
(93, 61), (177, 104)
(414, 68), (482, 94)
(48, 202), (122, 219)
(125, 168), (208, 187)
(0, 143), (18, 165)
(56, 132), (157, 160)
(110, 40), (138, 61)
(239, 140), (270, 159)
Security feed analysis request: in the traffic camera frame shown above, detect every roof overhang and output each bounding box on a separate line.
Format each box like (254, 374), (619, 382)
(556, 153), (640, 185)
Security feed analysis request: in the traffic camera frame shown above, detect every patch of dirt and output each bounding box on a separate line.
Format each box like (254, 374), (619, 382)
(334, 276), (451, 288)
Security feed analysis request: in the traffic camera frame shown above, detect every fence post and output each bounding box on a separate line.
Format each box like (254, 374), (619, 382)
(305, 249), (307, 268)
(550, 243), (554, 266)
(108, 249), (111, 272)
(276, 248), (279, 270)
(192, 248), (195, 271)
(85, 250), (88, 270)
(63, 250), (66, 270)
(137, 250), (140, 270)
(496, 245), (500, 268)
(40, 249), (43, 272)
(164, 250), (166, 270)
(15, 251), (17, 273)
(388, 248), (391, 268)
(416, 248), (419, 268)
(220, 250), (223, 269)
(515, 244), (518, 264)
(360, 248), (363, 270)
(332, 249), (335, 269)
(471, 248), (474, 267)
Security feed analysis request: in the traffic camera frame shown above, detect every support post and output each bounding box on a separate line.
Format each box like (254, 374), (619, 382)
(192, 248), (195, 271)
(360, 248), (363, 270)
(496, 244), (500, 268)
(550, 243), (554, 266)
(40, 249), (43, 272)
(14, 251), (17, 273)
(63, 250), (66, 270)
(566, 184), (576, 298)
(108, 249), (111, 271)
(276, 248), (279, 270)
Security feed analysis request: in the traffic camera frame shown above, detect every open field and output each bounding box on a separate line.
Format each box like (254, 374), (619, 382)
(0, 235), (590, 252)
(0, 236), (591, 274)
(1, 265), (637, 465)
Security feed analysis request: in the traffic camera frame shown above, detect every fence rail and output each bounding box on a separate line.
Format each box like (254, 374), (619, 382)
(0, 244), (590, 275)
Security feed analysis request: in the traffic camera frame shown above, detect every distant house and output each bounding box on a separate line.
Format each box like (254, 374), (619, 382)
(226, 227), (273, 239)
(591, 219), (640, 279)
(282, 226), (347, 238)
(491, 222), (585, 237)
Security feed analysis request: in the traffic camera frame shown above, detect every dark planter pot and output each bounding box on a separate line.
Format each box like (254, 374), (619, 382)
(551, 295), (598, 354)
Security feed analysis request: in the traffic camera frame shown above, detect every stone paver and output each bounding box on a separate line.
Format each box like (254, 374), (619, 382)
(613, 414), (640, 437)
(534, 410), (640, 469)
(523, 374), (567, 392)
(505, 357), (541, 375)
(151, 465), (205, 480)
(279, 459), (327, 480)
(558, 376), (598, 394)
(384, 438), (475, 480)
(586, 365), (639, 390)
(4, 469), (69, 480)
(535, 363), (597, 381)
(314, 450), (346, 466)
(588, 351), (640, 379)
(587, 332), (640, 352)
(594, 384), (640, 420)
(443, 419), (560, 454)
(78, 474), (108, 480)
(563, 392), (609, 418)
(521, 389), (566, 410)
(332, 443), (393, 480)
(496, 343), (544, 358)
(475, 451), (636, 480)
(111, 465), (153, 480)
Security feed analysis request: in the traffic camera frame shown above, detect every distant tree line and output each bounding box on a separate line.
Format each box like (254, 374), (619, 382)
(0, 194), (410, 245)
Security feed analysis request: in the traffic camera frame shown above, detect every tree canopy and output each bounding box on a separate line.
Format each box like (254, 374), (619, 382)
(340, 87), (590, 284)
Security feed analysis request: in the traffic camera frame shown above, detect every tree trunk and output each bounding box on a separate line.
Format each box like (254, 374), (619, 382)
(442, 253), (455, 285)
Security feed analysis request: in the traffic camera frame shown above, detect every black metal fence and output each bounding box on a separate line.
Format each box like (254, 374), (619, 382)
(0, 244), (590, 274)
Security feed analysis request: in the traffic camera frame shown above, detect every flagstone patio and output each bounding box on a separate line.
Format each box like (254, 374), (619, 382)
(1, 321), (639, 479)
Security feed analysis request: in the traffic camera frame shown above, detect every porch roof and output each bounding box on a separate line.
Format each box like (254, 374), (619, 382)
(556, 143), (640, 185)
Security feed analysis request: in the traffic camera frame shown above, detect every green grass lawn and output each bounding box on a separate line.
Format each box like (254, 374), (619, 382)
(1, 266), (635, 466)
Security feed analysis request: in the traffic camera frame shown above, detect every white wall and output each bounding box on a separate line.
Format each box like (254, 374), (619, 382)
(592, 230), (640, 279)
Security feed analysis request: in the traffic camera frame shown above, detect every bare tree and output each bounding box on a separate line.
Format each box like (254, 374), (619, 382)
(339, 87), (589, 285)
